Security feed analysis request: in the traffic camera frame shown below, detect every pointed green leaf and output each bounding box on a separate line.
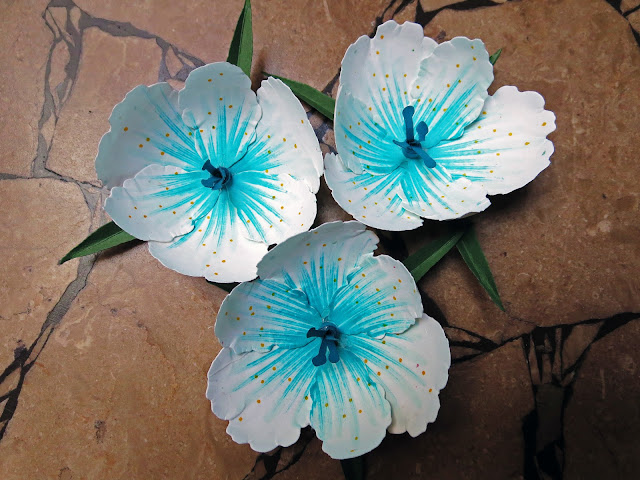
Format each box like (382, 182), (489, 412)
(489, 48), (502, 65)
(264, 72), (335, 120)
(456, 225), (504, 311)
(403, 229), (465, 282)
(59, 221), (137, 264)
(341, 456), (365, 480)
(227, 0), (253, 77)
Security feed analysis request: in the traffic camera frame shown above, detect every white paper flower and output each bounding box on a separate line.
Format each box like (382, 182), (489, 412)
(206, 221), (450, 459)
(96, 62), (323, 282)
(325, 20), (556, 231)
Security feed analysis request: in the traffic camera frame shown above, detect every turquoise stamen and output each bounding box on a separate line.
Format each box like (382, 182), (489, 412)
(307, 323), (340, 366)
(201, 160), (232, 189)
(393, 105), (436, 168)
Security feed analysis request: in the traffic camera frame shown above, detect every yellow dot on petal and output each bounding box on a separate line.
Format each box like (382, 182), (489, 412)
(429, 388), (433, 393)
(416, 85), (420, 89)
(422, 371), (426, 375)
(238, 417), (243, 421)
(123, 127), (128, 131)
(283, 138), (286, 142)
(260, 379), (264, 384)
(257, 399), (261, 403)
(161, 152), (165, 155)
(208, 79), (212, 82)
(228, 105), (233, 108)
(399, 358), (403, 363)
(525, 142), (530, 145)
(139, 144), (143, 148)
(376, 50), (380, 55)
(325, 403), (329, 407)
(165, 133), (170, 137)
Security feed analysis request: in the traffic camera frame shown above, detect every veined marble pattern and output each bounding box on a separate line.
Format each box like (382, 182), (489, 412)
(0, 0), (639, 479)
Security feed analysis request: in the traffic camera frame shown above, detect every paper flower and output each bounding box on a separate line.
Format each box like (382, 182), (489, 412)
(325, 20), (556, 231)
(96, 62), (323, 282)
(206, 221), (450, 459)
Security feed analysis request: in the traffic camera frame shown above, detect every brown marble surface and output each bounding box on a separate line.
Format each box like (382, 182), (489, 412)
(1, 0), (639, 479)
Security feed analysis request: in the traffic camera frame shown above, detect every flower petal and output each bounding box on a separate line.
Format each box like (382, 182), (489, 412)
(235, 77), (323, 192)
(105, 164), (212, 242)
(399, 161), (491, 220)
(179, 62), (261, 168)
(96, 83), (201, 189)
(148, 191), (268, 282)
(339, 20), (436, 130)
(215, 278), (322, 353)
(412, 37), (494, 147)
(207, 344), (317, 452)
(342, 314), (450, 437)
(429, 86), (556, 195)
(256, 221), (378, 315)
(225, 170), (318, 245)
(324, 153), (423, 231)
(310, 349), (392, 459)
(334, 92), (406, 174)
(329, 255), (422, 337)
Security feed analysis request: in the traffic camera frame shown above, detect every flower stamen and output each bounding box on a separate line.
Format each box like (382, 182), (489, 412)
(393, 105), (436, 168)
(307, 323), (340, 366)
(201, 160), (232, 189)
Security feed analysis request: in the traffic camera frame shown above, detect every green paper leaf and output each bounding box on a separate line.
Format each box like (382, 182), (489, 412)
(227, 0), (253, 77)
(264, 73), (335, 120)
(341, 456), (365, 480)
(489, 48), (502, 65)
(456, 225), (505, 311)
(403, 229), (465, 282)
(59, 221), (137, 264)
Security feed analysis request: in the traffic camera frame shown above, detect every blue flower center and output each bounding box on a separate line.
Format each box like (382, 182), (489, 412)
(392, 105), (436, 168)
(306, 323), (340, 367)
(201, 160), (232, 189)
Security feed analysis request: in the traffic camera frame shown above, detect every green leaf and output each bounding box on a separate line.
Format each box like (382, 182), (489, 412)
(341, 456), (365, 480)
(489, 48), (502, 65)
(227, 0), (253, 77)
(456, 225), (504, 311)
(264, 73), (335, 120)
(402, 229), (465, 282)
(59, 221), (137, 264)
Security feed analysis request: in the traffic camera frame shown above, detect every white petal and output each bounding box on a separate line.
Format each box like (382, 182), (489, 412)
(324, 153), (423, 231)
(399, 161), (491, 220)
(105, 164), (211, 242)
(207, 344), (317, 452)
(429, 85), (556, 195)
(342, 314), (450, 437)
(234, 77), (323, 193)
(179, 62), (261, 168)
(96, 83), (201, 189)
(329, 255), (422, 337)
(225, 170), (317, 245)
(310, 350), (392, 459)
(148, 192), (268, 282)
(215, 278), (322, 354)
(412, 37), (494, 147)
(339, 20), (436, 115)
(334, 92), (406, 175)
(256, 221), (378, 315)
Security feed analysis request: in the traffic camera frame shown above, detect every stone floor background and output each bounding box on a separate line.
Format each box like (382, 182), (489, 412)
(1, 0), (639, 479)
